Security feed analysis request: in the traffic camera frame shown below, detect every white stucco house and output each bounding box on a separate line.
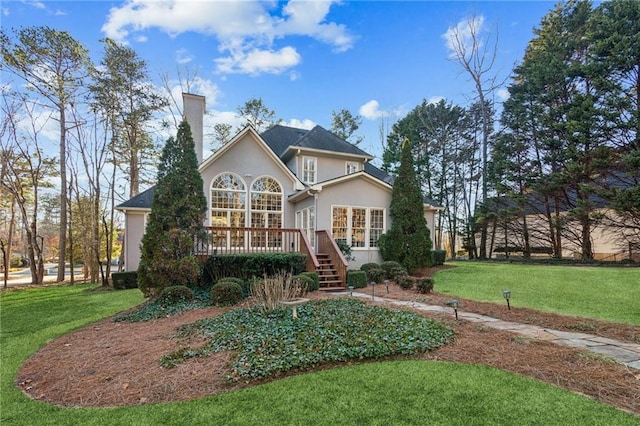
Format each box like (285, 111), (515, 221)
(116, 93), (442, 288)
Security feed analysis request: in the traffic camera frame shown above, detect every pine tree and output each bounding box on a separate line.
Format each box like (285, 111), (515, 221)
(379, 138), (432, 272)
(137, 119), (207, 297)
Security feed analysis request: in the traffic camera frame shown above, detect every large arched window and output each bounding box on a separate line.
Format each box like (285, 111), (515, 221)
(250, 176), (283, 247)
(211, 173), (246, 227)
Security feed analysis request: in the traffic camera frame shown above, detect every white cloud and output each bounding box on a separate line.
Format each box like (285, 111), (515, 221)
(497, 88), (510, 101)
(102, 0), (353, 75)
(215, 46), (301, 76)
(284, 118), (316, 130)
(175, 48), (193, 65)
(359, 100), (388, 120)
(442, 15), (485, 59)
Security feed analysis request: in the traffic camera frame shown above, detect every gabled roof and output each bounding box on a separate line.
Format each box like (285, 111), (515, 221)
(261, 124), (374, 160)
(116, 186), (154, 211)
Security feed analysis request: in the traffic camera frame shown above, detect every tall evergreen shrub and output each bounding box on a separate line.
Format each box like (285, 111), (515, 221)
(138, 119), (207, 297)
(379, 138), (432, 272)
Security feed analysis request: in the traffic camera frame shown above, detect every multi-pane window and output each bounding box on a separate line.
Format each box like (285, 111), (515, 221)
(369, 209), (384, 247)
(250, 177), (282, 247)
(332, 206), (385, 249)
(351, 208), (367, 247)
(346, 161), (358, 174)
(211, 173), (246, 226)
(332, 207), (348, 243)
(296, 206), (316, 248)
(302, 156), (317, 184)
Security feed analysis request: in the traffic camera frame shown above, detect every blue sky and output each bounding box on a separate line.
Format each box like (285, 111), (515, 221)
(1, 0), (560, 162)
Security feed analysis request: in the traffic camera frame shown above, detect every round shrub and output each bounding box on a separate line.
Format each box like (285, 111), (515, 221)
(397, 275), (416, 290)
(360, 262), (380, 272)
(217, 277), (248, 296)
(390, 266), (408, 281)
(381, 261), (402, 278)
(210, 281), (244, 306)
(365, 266), (385, 284)
(299, 272), (319, 292)
(347, 270), (367, 289)
(416, 277), (434, 294)
(292, 274), (315, 295)
(157, 285), (194, 305)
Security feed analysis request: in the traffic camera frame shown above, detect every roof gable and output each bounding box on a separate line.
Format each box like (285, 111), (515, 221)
(116, 186), (154, 211)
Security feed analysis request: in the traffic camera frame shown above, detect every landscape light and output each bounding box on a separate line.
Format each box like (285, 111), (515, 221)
(502, 290), (511, 310)
(348, 285), (354, 297)
(384, 279), (390, 293)
(450, 299), (459, 320)
(371, 281), (376, 300)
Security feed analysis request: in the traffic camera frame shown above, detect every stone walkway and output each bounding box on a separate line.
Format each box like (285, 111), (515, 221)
(350, 292), (640, 370)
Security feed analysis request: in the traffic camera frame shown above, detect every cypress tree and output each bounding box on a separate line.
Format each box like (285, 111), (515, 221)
(138, 119), (207, 296)
(379, 138), (432, 272)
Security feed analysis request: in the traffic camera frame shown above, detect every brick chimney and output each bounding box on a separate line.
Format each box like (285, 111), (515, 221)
(182, 93), (205, 164)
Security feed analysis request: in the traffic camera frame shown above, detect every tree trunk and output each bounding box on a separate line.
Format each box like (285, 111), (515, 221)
(57, 111), (67, 282)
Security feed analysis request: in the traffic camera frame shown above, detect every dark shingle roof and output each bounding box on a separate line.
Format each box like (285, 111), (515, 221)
(116, 186), (154, 210)
(261, 124), (372, 158)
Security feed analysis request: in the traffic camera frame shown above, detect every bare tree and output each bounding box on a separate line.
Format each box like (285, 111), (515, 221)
(0, 93), (58, 285)
(443, 13), (501, 258)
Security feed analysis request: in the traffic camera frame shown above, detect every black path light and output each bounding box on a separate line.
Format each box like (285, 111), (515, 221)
(450, 299), (459, 320)
(502, 290), (512, 310)
(384, 279), (390, 293)
(371, 281), (376, 300)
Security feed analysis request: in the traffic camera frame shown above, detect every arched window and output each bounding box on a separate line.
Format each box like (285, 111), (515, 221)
(210, 173), (246, 227)
(250, 176), (283, 247)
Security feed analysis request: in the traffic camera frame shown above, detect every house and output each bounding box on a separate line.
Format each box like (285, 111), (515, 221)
(117, 93), (442, 288)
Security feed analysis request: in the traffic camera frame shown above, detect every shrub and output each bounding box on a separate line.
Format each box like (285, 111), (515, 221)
(365, 267), (385, 284)
(292, 274), (315, 293)
(381, 261), (403, 278)
(397, 275), (416, 290)
(360, 262), (380, 272)
(210, 281), (244, 306)
(432, 250), (446, 266)
(216, 277), (248, 297)
(250, 273), (301, 314)
(157, 285), (194, 305)
(299, 271), (319, 292)
(390, 266), (408, 281)
(416, 277), (434, 294)
(112, 271), (138, 290)
(347, 270), (367, 289)
(335, 239), (355, 261)
(202, 253), (307, 283)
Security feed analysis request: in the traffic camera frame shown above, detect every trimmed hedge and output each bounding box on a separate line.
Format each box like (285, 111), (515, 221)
(292, 274), (315, 294)
(210, 281), (244, 306)
(365, 267), (385, 284)
(347, 270), (367, 289)
(416, 277), (434, 294)
(360, 262), (380, 272)
(432, 250), (446, 266)
(299, 271), (319, 292)
(390, 266), (408, 281)
(381, 261), (402, 278)
(397, 275), (416, 290)
(202, 253), (307, 285)
(112, 271), (138, 290)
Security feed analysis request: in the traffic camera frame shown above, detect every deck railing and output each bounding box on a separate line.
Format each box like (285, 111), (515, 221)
(195, 227), (319, 272)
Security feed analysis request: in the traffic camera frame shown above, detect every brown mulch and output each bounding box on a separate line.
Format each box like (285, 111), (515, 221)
(16, 266), (640, 416)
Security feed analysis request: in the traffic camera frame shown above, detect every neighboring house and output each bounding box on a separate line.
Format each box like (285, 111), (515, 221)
(482, 192), (639, 261)
(117, 93), (442, 288)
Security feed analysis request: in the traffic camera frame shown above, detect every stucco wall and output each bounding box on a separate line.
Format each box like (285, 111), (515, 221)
(124, 212), (146, 271)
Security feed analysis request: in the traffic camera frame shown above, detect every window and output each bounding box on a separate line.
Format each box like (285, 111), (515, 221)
(346, 161), (358, 174)
(331, 206), (385, 249)
(302, 156), (317, 184)
(250, 177), (283, 248)
(296, 206), (315, 248)
(211, 173), (246, 226)
(369, 209), (384, 247)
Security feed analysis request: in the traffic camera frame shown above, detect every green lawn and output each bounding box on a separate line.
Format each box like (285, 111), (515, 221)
(1, 283), (638, 425)
(434, 262), (640, 325)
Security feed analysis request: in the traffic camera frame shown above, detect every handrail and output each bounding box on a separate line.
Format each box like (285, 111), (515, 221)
(299, 230), (320, 272)
(316, 230), (348, 287)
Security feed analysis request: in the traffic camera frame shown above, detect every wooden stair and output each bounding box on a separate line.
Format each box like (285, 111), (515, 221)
(315, 253), (345, 290)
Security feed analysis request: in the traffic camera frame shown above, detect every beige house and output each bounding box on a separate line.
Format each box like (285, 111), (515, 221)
(117, 93), (441, 288)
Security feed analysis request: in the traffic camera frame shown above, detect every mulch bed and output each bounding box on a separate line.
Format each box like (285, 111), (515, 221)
(15, 266), (640, 415)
